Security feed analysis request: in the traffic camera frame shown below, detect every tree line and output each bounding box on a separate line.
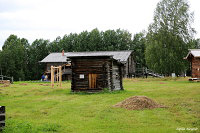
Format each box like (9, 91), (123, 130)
(0, 0), (199, 81)
(0, 29), (147, 80)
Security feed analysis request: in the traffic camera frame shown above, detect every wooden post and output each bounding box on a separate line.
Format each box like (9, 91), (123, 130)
(11, 77), (13, 84)
(56, 68), (59, 84)
(51, 66), (54, 88)
(59, 66), (62, 87)
(51, 66), (62, 88)
(0, 106), (5, 131)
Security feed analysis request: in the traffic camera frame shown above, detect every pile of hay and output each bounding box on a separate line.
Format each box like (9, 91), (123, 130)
(0, 80), (10, 87)
(113, 96), (165, 110)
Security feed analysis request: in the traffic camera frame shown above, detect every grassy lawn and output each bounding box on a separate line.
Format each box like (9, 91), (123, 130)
(0, 78), (199, 133)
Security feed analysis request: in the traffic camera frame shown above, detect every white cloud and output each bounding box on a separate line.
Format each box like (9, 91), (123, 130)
(0, 0), (199, 49)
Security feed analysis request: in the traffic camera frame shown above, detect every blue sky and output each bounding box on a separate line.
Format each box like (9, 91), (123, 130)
(0, 0), (199, 49)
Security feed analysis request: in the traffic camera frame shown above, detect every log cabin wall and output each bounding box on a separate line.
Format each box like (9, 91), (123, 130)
(124, 53), (135, 77)
(70, 56), (113, 91)
(112, 62), (123, 90)
(191, 57), (200, 78)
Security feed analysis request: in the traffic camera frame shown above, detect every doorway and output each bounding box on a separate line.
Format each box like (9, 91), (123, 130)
(89, 74), (97, 89)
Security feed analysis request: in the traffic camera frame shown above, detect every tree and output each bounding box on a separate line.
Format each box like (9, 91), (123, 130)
(76, 31), (90, 51)
(145, 0), (195, 75)
(102, 29), (132, 51)
(188, 38), (200, 49)
(0, 35), (30, 80)
(28, 39), (50, 80)
(88, 28), (103, 51)
(48, 36), (62, 52)
(131, 32), (146, 68)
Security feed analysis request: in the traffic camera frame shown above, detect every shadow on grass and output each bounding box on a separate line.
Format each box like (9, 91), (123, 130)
(69, 90), (128, 95)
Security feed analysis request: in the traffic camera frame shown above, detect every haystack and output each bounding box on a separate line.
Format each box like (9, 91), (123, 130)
(0, 80), (10, 87)
(113, 96), (165, 110)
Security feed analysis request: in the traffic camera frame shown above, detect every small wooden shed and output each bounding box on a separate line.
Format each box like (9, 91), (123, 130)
(185, 49), (200, 78)
(68, 55), (124, 91)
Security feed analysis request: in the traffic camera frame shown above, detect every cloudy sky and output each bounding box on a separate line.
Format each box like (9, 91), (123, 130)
(0, 0), (199, 49)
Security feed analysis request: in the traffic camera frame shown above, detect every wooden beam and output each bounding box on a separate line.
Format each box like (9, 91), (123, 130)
(51, 66), (54, 88)
(59, 66), (62, 87)
(56, 68), (59, 84)
(53, 67), (60, 69)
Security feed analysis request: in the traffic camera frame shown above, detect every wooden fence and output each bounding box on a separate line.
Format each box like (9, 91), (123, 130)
(135, 68), (163, 78)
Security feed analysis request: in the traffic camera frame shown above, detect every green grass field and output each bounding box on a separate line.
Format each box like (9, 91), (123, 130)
(0, 78), (199, 133)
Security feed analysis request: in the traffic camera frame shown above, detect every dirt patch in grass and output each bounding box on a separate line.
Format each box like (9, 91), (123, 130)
(160, 82), (167, 84)
(20, 83), (28, 85)
(0, 84), (10, 87)
(113, 96), (166, 110)
(39, 84), (50, 86)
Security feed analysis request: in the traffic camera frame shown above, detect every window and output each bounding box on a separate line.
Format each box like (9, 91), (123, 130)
(80, 74), (84, 79)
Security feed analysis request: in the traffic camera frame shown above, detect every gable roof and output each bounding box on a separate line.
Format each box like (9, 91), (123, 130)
(40, 51), (133, 63)
(40, 53), (67, 63)
(185, 49), (200, 59)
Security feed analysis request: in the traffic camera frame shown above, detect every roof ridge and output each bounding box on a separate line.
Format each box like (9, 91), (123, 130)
(41, 50), (132, 63)
(189, 49), (200, 51)
(49, 52), (62, 54)
(65, 50), (133, 53)
(48, 50), (133, 54)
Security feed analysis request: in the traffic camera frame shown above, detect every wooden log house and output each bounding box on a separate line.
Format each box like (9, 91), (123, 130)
(68, 55), (124, 91)
(40, 51), (135, 80)
(185, 49), (200, 79)
(40, 50), (72, 80)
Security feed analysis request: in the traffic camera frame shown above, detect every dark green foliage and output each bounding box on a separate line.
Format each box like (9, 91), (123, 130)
(48, 36), (62, 52)
(0, 35), (30, 80)
(145, 0), (195, 76)
(27, 39), (50, 80)
(131, 32), (146, 68)
(188, 38), (200, 49)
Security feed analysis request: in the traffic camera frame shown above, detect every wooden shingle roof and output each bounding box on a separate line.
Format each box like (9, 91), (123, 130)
(40, 51), (133, 63)
(185, 49), (200, 59)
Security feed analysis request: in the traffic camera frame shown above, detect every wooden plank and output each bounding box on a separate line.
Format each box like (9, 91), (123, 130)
(89, 74), (91, 89)
(51, 66), (54, 88)
(59, 66), (62, 87)
(89, 74), (97, 89)
(93, 74), (97, 88)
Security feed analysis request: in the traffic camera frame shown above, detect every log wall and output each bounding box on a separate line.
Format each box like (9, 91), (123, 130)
(112, 62), (122, 90)
(71, 57), (112, 91)
(124, 53), (135, 77)
(192, 57), (200, 78)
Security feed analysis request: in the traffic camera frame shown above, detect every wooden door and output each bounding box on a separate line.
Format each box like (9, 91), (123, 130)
(89, 74), (97, 89)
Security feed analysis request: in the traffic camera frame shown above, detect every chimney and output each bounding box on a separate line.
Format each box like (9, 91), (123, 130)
(62, 50), (64, 56)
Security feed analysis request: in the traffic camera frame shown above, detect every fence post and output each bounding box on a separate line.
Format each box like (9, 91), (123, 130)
(142, 67), (144, 78)
(11, 77), (13, 84)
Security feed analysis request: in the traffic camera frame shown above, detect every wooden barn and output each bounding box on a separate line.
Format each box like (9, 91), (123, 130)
(68, 55), (124, 91)
(185, 49), (200, 79)
(40, 51), (135, 80)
